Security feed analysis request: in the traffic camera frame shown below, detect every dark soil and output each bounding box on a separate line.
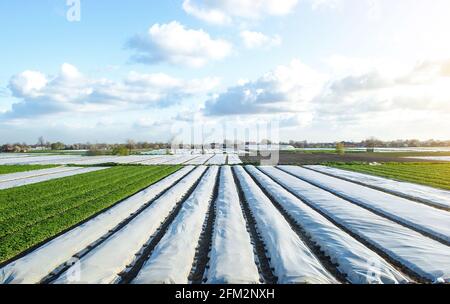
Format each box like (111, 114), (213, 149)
(240, 151), (437, 165)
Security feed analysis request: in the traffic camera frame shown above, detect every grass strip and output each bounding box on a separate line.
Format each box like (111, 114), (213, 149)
(330, 163), (450, 190)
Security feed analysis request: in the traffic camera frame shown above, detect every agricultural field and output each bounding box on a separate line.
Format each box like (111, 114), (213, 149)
(240, 150), (450, 165)
(1, 164), (449, 284)
(405, 156), (450, 162)
(0, 153), (238, 166)
(0, 167), (108, 190)
(329, 163), (450, 191)
(0, 165), (181, 264)
(0, 165), (58, 175)
(0, 155), (86, 165)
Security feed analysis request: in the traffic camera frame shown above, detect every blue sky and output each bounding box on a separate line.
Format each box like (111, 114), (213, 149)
(1, 0), (450, 144)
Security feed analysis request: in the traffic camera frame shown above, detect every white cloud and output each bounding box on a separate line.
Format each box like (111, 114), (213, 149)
(315, 57), (450, 121)
(127, 21), (232, 68)
(60, 63), (83, 80)
(240, 31), (281, 49)
(398, 59), (450, 84)
(124, 72), (219, 94)
(204, 56), (450, 133)
(204, 59), (325, 116)
(5, 57), (450, 142)
(182, 0), (231, 25)
(9, 71), (48, 98)
(279, 113), (314, 129)
(237, 78), (250, 86)
(329, 70), (393, 93)
(182, 0), (298, 24)
(3, 64), (220, 119)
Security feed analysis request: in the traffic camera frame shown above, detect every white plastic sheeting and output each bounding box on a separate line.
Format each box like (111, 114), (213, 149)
(247, 166), (409, 284)
(132, 166), (219, 284)
(111, 156), (160, 164)
(0, 153), (33, 159)
(185, 155), (214, 165)
(305, 165), (450, 209)
(0, 166), (77, 182)
(227, 154), (242, 165)
(0, 153), (236, 165)
(68, 156), (125, 165)
(0, 167), (107, 190)
(53, 166), (207, 284)
(0, 166), (193, 284)
(279, 166), (450, 244)
(163, 155), (200, 165)
(206, 154), (227, 165)
(260, 166), (450, 283)
(132, 156), (171, 165)
(233, 166), (338, 284)
(0, 155), (81, 165)
(206, 166), (260, 284)
(138, 156), (169, 165)
(19, 157), (88, 165)
(135, 155), (187, 165)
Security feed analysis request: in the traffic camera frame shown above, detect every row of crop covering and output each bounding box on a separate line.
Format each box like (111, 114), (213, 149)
(0, 167), (106, 190)
(259, 166), (450, 283)
(0, 167), (81, 184)
(132, 166), (218, 284)
(233, 166), (338, 284)
(0, 155), (80, 165)
(0, 165), (59, 175)
(206, 166), (260, 284)
(306, 165), (450, 209)
(279, 166), (450, 244)
(54, 166), (207, 284)
(246, 166), (408, 284)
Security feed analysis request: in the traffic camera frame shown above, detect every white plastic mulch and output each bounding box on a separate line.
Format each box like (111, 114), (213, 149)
(305, 165), (450, 209)
(132, 166), (219, 284)
(206, 166), (260, 284)
(279, 166), (450, 244)
(53, 166), (206, 284)
(259, 166), (450, 283)
(247, 166), (409, 284)
(0, 167), (107, 190)
(234, 166), (338, 284)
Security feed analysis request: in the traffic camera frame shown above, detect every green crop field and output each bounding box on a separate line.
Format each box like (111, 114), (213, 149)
(0, 165), (59, 175)
(0, 165), (181, 264)
(330, 163), (450, 190)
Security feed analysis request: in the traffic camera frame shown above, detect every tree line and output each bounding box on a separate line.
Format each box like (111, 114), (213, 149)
(2, 137), (450, 153)
(283, 138), (450, 149)
(0, 137), (171, 154)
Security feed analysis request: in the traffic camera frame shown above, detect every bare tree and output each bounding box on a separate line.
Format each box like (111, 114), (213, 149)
(37, 136), (45, 149)
(126, 139), (136, 154)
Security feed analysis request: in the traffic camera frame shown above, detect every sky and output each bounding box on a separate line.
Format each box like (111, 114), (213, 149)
(1, 0), (450, 144)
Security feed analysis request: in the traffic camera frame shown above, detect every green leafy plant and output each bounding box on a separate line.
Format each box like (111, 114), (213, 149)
(0, 165), (181, 263)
